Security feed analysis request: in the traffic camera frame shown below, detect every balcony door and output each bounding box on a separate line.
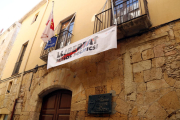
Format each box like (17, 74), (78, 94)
(56, 19), (74, 49)
(39, 90), (72, 120)
(113, 0), (140, 24)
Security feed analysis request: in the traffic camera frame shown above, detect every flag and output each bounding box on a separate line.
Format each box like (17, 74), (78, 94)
(41, 9), (54, 42)
(44, 36), (57, 50)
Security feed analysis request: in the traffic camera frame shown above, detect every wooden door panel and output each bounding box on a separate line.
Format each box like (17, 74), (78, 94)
(41, 110), (56, 114)
(42, 94), (57, 109)
(40, 90), (72, 120)
(59, 93), (72, 109)
(40, 92), (58, 120)
(58, 115), (69, 120)
(58, 109), (70, 115)
(40, 115), (54, 120)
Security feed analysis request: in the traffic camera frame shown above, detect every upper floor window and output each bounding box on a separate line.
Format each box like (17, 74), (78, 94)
(32, 12), (39, 24)
(40, 14), (76, 62)
(56, 18), (75, 49)
(114, 0), (123, 5)
(12, 42), (28, 75)
(114, 0), (140, 24)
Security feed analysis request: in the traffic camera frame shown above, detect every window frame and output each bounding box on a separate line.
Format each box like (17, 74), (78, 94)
(31, 12), (39, 24)
(6, 81), (13, 94)
(40, 13), (76, 62)
(12, 41), (28, 75)
(56, 18), (75, 49)
(113, 0), (141, 24)
(55, 13), (76, 49)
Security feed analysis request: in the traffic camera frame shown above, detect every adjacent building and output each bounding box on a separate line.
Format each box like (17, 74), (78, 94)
(0, 22), (21, 80)
(0, 0), (180, 119)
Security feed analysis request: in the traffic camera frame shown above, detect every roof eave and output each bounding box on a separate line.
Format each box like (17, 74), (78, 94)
(18, 0), (47, 23)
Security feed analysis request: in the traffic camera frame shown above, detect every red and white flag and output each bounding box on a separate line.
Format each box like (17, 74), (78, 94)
(41, 9), (54, 42)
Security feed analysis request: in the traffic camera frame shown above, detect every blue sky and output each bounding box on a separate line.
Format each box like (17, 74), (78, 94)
(0, 0), (42, 32)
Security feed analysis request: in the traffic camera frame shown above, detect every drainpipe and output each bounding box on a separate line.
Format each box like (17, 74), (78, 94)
(10, 0), (50, 119)
(111, 0), (117, 25)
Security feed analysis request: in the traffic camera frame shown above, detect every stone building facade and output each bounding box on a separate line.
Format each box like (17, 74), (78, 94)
(1, 0), (180, 120)
(0, 22), (21, 80)
(0, 20), (180, 120)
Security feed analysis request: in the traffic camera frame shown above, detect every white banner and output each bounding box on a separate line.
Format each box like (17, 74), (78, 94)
(47, 26), (117, 69)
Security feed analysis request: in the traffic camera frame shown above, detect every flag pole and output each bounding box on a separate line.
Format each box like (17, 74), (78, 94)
(48, 1), (54, 53)
(52, 1), (54, 11)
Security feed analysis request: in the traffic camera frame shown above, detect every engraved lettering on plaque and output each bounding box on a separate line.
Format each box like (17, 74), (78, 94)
(88, 93), (112, 114)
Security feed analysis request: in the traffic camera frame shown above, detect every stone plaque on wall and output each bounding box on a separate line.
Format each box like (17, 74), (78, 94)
(88, 93), (112, 114)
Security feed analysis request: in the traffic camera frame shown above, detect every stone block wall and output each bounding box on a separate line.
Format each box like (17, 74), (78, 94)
(1, 20), (180, 120)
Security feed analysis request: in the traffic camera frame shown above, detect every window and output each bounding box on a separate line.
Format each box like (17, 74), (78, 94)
(3, 115), (8, 120)
(56, 17), (75, 49)
(40, 13), (75, 62)
(0, 114), (8, 120)
(6, 81), (13, 94)
(12, 42), (28, 75)
(32, 12), (39, 24)
(114, 0), (140, 24)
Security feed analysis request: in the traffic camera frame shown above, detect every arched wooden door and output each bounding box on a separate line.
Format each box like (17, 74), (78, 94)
(39, 90), (72, 120)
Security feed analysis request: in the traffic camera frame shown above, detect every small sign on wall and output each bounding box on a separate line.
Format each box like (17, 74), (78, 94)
(88, 93), (112, 114)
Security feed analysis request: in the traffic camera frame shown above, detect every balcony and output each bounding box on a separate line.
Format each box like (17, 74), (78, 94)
(93, 0), (151, 39)
(40, 30), (73, 62)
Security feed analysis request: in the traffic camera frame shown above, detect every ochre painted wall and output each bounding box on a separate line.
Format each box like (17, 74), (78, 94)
(2, 0), (180, 79)
(1, 3), (47, 79)
(1, 20), (180, 119)
(26, 0), (107, 72)
(148, 0), (180, 27)
(2, 0), (107, 79)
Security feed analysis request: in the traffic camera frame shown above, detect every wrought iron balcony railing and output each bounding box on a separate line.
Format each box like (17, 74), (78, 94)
(56, 30), (73, 49)
(93, 0), (151, 35)
(93, 8), (112, 34)
(40, 30), (73, 62)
